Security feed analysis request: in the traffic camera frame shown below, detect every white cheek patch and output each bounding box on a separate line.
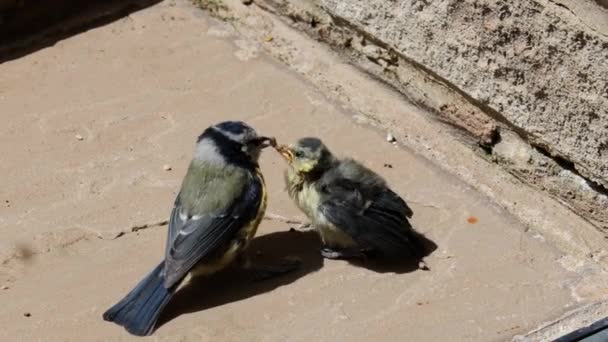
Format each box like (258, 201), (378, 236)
(195, 139), (227, 165)
(191, 215), (203, 220)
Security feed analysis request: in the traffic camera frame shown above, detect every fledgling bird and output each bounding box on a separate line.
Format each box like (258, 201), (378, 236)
(275, 137), (428, 266)
(103, 121), (299, 336)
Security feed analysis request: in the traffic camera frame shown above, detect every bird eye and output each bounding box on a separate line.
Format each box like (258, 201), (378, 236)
(294, 150), (304, 158)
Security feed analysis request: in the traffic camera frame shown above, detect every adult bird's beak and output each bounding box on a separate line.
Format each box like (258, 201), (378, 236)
(252, 136), (277, 149)
(275, 144), (294, 163)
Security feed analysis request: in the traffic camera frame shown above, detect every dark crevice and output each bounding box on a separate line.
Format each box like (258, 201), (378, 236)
(478, 143), (494, 155)
(479, 130), (501, 155)
(554, 316), (608, 342)
(534, 144), (608, 196)
(536, 146), (575, 169)
(552, 1), (572, 12)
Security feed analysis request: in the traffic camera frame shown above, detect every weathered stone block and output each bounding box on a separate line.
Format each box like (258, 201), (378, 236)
(323, 0), (608, 188)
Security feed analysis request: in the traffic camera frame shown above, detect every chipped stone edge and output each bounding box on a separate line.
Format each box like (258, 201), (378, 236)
(512, 300), (608, 341)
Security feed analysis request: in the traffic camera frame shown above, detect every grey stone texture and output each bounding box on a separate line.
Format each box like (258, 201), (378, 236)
(322, 0), (608, 189)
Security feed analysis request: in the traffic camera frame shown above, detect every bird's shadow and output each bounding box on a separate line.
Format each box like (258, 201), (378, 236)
(156, 229), (323, 329)
(156, 227), (437, 329)
(347, 230), (438, 274)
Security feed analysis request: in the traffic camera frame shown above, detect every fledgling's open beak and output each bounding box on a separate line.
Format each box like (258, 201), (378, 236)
(252, 136), (277, 149)
(275, 144), (294, 163)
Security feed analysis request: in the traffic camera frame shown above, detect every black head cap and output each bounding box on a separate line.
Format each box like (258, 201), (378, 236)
(296, 137), (324, 152)
(215, 121), (249, 136)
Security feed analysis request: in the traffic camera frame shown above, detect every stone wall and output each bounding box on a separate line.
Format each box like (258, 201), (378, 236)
(323, 0), (608, 187)
(251, 0), (608, 230)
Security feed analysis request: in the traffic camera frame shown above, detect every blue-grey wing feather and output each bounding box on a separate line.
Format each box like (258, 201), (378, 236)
(162, 174), (262, 287)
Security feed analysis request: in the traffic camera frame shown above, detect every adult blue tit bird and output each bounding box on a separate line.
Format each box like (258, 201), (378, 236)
(275, 137), (428, 267)
(103, 121), (299, 336)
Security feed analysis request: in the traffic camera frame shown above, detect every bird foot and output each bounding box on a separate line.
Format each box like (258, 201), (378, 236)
(320, 247), (368, 261)
(245, 256), (302, 281)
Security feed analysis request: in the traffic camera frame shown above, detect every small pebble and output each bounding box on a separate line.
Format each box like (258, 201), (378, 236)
(1, 285), (9, 290)
(23, 312), (31, 317)
(264, 35), (274, 42)
(383, 163), (393, 168)
(241, 0), (254, 4)
(75, 134), (84, 141)
(386, 133), (396, 143)
(163, 164), (172, 171)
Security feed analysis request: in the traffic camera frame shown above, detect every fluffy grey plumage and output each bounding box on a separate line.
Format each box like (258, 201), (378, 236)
(277, 137), (426, 263)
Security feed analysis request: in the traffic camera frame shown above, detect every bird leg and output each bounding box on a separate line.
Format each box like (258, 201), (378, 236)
(240, 256), (301, 281)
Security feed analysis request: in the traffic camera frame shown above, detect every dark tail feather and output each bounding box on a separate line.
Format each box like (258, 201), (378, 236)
(103, 262), (173, 336)
(366, 205), (430, 269)
(366, 206), (423, 255)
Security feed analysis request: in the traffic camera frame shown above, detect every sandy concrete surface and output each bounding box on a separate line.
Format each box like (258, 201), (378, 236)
(0, 1), (605, 341)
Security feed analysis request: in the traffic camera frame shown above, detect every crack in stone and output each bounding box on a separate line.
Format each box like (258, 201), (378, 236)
(110, 213), (306, 240)
(532, 145), (608, 197)
(110, 219), (169, 239)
